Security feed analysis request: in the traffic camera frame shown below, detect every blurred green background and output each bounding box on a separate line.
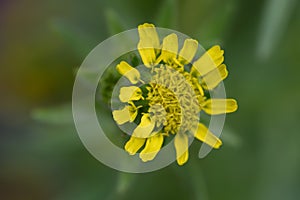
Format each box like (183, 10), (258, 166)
(1, 0), (300, 199)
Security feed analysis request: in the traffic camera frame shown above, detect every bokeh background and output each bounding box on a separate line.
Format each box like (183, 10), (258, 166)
(1, 0), (300, 199)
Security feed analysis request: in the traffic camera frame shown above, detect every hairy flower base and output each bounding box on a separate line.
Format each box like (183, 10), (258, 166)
(112, 23), (238, 165)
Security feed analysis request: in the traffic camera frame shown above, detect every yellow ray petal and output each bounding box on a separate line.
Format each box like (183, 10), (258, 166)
(192, 45), (224, 76)
(178, 39), (198, 65)
(137, 47), (157, 68)
(207, 45), (224, 66)
(138, 23), (160, 48)
(119, 86), (143, 102)
(138, 23), (160, 67)
(174, 133), (189, 165)
(201, 99), (238, 115)
(116, 61), (140, 84)
(112, 102), (141, 125)
(194, 123), (222, 148)
(112, 106), (131, 125)
(139, 133), (164, 162)
(202, 64), (228, 90)
(125, 136), (146, 155)
(160, 33), (178, 64)
(132, 114), (155, 138)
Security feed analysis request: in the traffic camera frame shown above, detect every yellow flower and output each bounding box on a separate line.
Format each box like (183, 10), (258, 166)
(112, 23), (238, 165)
(116, 61), (141, 84)
(119, 86), (143, 102)
(112, 101), (141, 125)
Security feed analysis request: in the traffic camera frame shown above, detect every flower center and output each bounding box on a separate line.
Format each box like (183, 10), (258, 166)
(146, 65), (200, 135)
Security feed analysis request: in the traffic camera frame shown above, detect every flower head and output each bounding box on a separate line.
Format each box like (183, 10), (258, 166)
(112, 23), (238, 165)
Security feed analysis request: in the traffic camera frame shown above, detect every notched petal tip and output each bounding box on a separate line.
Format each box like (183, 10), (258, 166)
(138, 23), (155, 29)
(208, 45), (224, 65)
(209, 45), (221, 51)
